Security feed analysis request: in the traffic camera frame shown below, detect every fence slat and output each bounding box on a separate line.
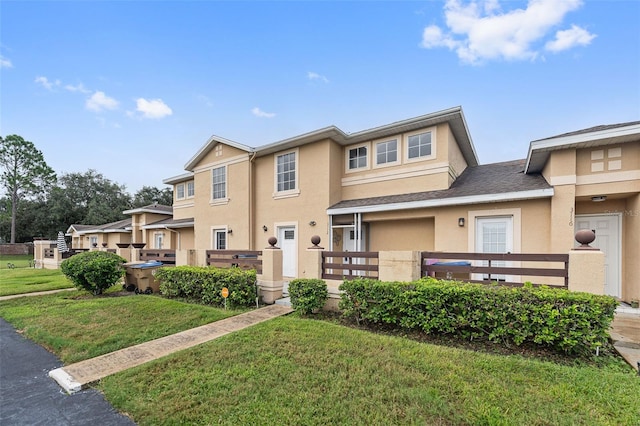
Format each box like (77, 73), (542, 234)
(421, 251), (568, 288)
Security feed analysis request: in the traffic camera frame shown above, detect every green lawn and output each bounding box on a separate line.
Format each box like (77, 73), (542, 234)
(0, 290), (638, 425)
(0, 266), (74, 296)
(0, 254), (34, 269)
(0, 292), (239, 363)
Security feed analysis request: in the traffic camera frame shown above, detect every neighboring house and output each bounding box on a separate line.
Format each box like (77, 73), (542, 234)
(66, 203), (189, 250)
(161, 106), (639, 302)
(66, 219), (132, 249)
(122, 203), (193, 250)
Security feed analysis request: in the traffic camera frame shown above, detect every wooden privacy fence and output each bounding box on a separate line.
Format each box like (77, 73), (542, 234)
(206, 250), (263, 273)
(139, 249), (176, 265)
(44, 247), (81, 259)
(421, 252), (569, 288)
(321, 251), (379, 281)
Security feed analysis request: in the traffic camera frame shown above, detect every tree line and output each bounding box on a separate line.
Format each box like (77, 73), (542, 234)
(1, 134), (172, 243)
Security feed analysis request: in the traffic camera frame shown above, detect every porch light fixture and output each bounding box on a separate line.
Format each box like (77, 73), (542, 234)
(458, 217), (465, 227)
(591, 195), (607, 202)
(227, 229), (233, 234)
(309, 220), (316, 226)
(262, 225), (268, 232)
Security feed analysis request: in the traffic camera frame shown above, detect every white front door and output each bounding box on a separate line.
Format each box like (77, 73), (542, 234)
(342, 227), (367, 276)
(154, 232), (164, 249)
(575, 214), (621, 298)
(342, 227), (367, 252)
(475, 216), (513, 282)
(278, 226), (297, 277)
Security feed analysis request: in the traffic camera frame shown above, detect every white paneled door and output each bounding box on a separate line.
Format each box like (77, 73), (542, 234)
(575, 214), (621, 298)
(475, 216), (513, 282)
(278, 226), (297, 278)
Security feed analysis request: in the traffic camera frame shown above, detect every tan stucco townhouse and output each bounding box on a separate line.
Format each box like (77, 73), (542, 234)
(160, 106), (639, 303)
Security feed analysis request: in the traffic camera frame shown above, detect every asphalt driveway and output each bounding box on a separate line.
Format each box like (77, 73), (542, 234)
(0, 318), (135, 425)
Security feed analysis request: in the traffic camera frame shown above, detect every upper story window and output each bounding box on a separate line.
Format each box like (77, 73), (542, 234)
(348, 146), (367, 170)
(212, 166), (226, 200)
(176, 183), (185, 200)
(187, 181), (195, 197)
(407, 131), (432, 160)
(376, 139), (398, 165)
(276, 152), (296, 192)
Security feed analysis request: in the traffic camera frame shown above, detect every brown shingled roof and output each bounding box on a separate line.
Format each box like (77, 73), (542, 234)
(329, 160), (551, 210)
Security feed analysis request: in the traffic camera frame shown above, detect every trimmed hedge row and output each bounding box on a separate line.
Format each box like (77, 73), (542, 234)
(155, 266), (258, 308)
(339, 277), (617, 355)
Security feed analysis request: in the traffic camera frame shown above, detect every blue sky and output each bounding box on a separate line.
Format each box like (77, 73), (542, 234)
(1, 0), (639, 193)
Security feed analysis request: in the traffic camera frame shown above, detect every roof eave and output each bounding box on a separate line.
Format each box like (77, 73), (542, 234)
(327, 188), (554, 215)
(163, 172), (194, 185)
(525, 122), (640, 174)
(184, 135), (254, 171)
(255, 126), (348, 157)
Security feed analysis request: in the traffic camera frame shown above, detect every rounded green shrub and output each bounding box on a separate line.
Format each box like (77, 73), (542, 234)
(60, 251), (127, 295)
(288, 278), (328, 315)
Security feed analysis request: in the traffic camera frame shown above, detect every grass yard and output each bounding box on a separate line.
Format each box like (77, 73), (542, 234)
(0, 265), (74, 297)
(0, 292), (239, 363)
(100, 316), (639, 426)
(0, 290), (638, 425)
(0, 253), (34, 269)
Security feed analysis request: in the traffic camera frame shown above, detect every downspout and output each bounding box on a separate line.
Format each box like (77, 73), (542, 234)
(249, 151), (257, 249)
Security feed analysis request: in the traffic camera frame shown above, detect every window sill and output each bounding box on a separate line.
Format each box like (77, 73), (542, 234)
(272, 189), (300, 200)
(210, 198), (230, 206)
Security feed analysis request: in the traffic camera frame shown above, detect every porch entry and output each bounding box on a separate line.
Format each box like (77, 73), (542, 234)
(575, 214), (621, 298)
(277, 226), (297, 277)
(475, 216), (513, 282)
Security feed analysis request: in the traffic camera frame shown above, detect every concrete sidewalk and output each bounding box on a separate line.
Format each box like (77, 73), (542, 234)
(610, 307), (640, 373)
(49, 304), (293, 393)
(0, 287), (76, 301)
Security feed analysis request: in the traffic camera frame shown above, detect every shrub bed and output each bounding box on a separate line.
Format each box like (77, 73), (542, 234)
(288, 278), (328, 314)
(60, 251), (126, 295)
(339, 277), (617, 355)
(155, 266), (258, 308)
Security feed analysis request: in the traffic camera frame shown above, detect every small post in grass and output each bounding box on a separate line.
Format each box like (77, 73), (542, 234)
(221, 287), (229, 310)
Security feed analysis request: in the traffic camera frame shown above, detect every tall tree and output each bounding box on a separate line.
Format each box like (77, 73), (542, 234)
(132, 185), (173, 207)
(48, 170), (132, 227)
(0, 135), (56, 243)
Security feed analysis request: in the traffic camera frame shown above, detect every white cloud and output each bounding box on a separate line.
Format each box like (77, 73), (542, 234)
(0, 55), (12, 68)
(251, 107), (276, 118)
(65, 83), (91, 94)
(421, 0), (592, 64)
(134, 98), (173, 119)
(86, 91), (119, 112)
(545, 24), (596, 52)
(307, 71), (329, 83)
(35, 76), (60, 90)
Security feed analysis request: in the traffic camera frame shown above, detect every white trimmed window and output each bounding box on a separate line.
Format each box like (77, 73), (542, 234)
(407, 131), (432, 160)
(213, 229), (226, 250)
(348, 146), (367, 170)
(176, 183), (185, 200)
(376, 139), (398, 165)
(187, 181), (195, 197)
(276, 152), (296, 192)
(212, 166), (226, 200)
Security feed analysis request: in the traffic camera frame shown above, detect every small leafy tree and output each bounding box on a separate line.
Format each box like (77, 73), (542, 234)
(288, 279), (328, 314)
(61, 251), (127, 295)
